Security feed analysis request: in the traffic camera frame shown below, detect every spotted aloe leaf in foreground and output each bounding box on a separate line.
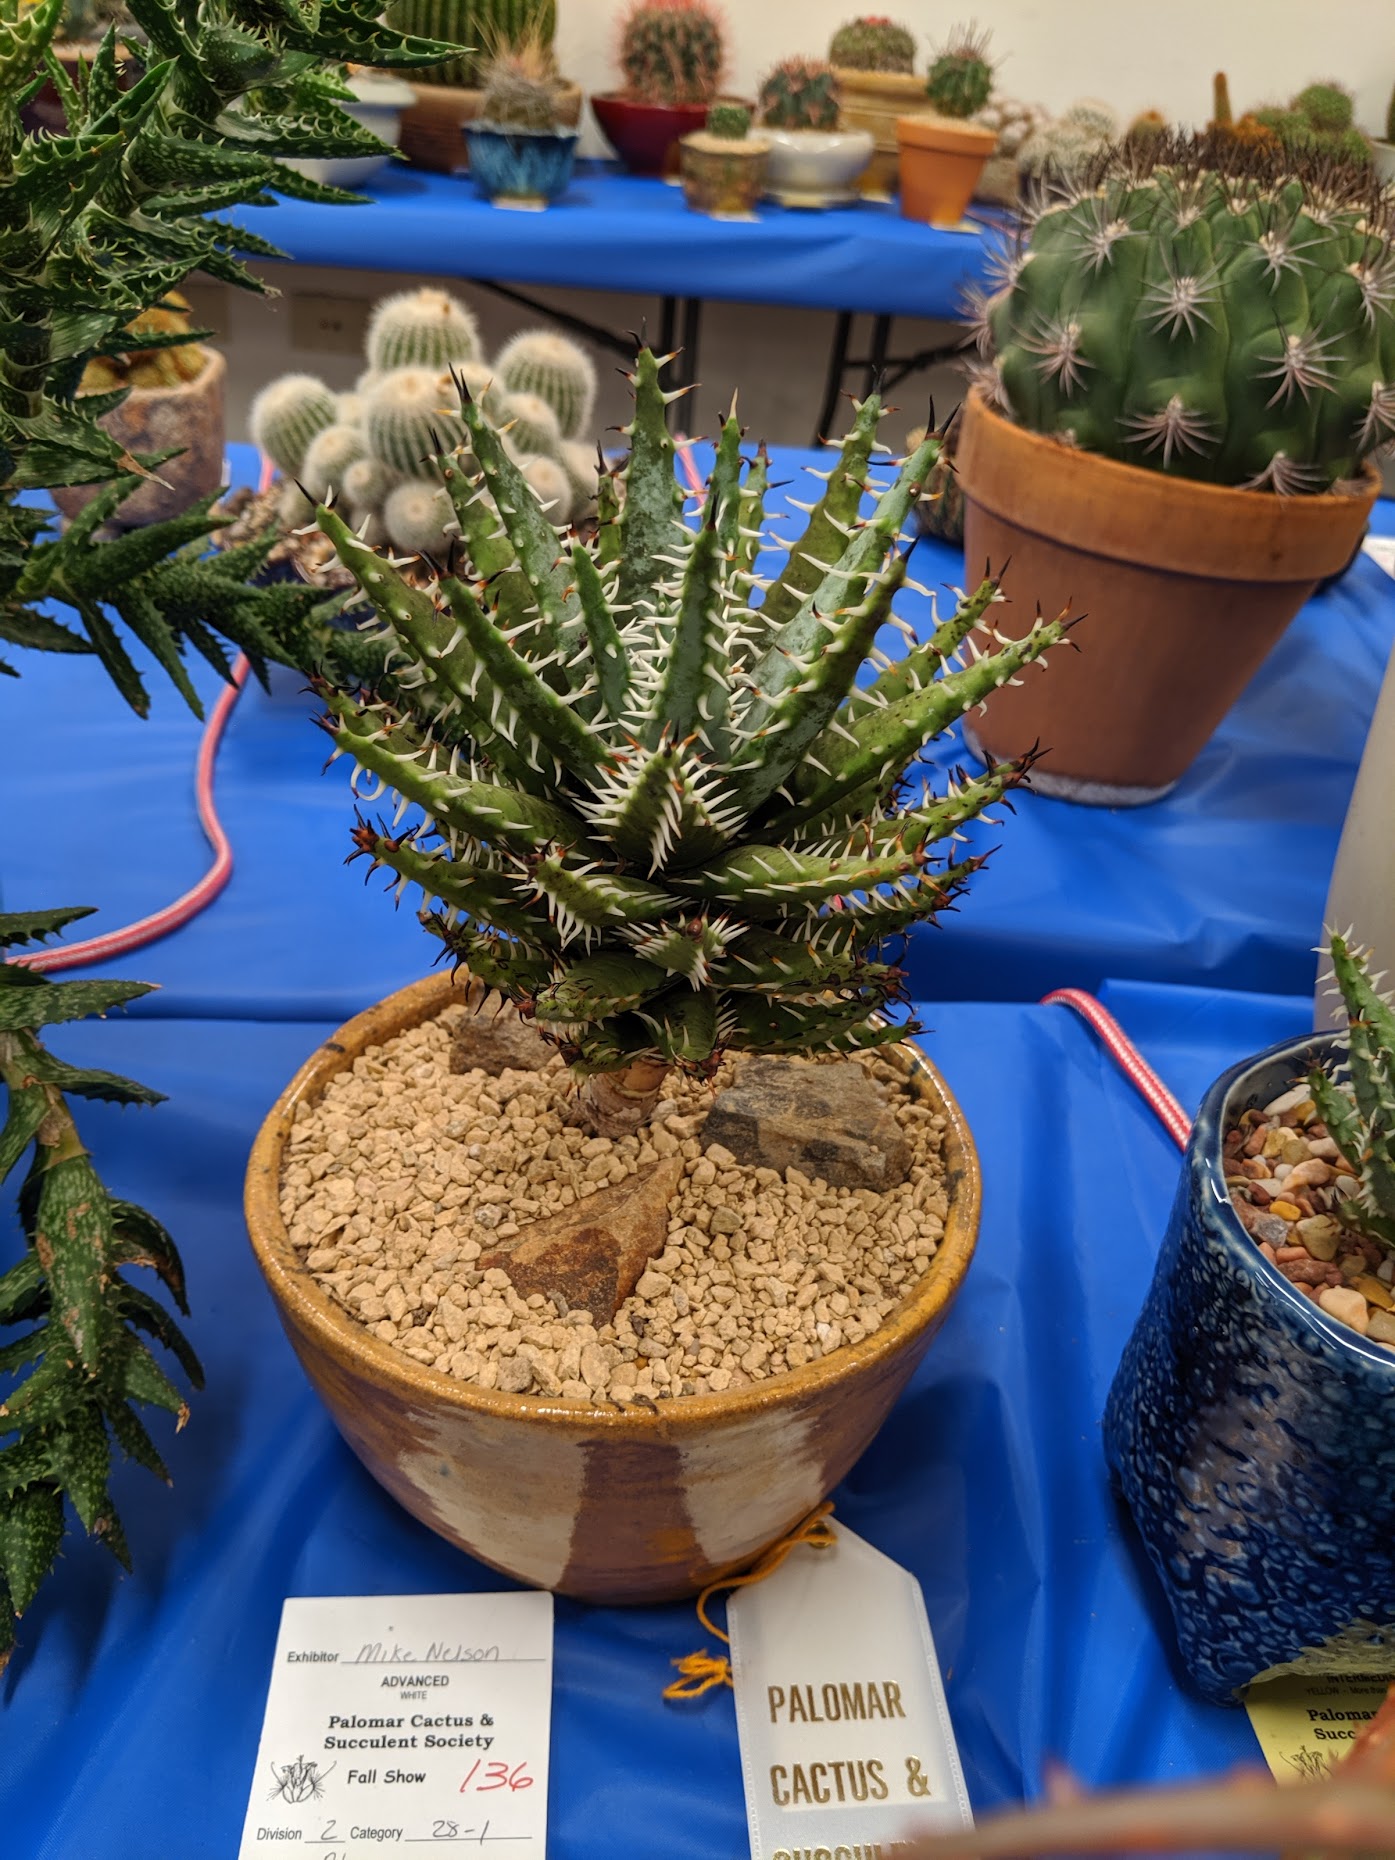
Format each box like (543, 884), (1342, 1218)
(317, 350), (1067, 1134)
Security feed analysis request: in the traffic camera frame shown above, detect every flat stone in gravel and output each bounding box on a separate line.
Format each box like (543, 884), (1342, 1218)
(449, 1001), (555, 1076)
(479, 1156), (683, 1324)
(703, 1056), (913, 1190)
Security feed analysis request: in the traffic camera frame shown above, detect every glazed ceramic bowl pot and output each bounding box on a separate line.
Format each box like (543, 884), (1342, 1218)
(1104, 1033), (1395, 1703)
(245, 971), (981, 1605)
(281, 73), (417, 188)
(465, 126), (579, 207)
(762, 127), (874, 207)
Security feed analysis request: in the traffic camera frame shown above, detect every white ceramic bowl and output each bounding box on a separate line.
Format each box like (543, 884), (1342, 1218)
(281, 74), (418, 189)
(762, 127), (874, 208)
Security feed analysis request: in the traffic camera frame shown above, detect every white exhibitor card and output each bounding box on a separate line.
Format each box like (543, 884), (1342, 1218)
(728, 1526), (971, 1860)
(238, 1592), (553, 1860)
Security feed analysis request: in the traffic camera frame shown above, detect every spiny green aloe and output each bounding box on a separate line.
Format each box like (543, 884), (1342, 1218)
(318, 351), (1065, 1134)
(1310, 931), (1395, 1252)
(0, 908), (199, 1675)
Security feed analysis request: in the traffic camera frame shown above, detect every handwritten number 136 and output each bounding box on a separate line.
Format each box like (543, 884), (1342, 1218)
(460, 1759), (534, 1793)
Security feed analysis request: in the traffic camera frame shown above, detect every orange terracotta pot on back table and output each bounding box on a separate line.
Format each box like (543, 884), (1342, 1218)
(956, 389), (1380, 803)
(245, 972), (981, 1605)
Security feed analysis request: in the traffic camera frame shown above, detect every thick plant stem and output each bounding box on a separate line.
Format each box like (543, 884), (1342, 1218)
(577, 1058), (670, 1138)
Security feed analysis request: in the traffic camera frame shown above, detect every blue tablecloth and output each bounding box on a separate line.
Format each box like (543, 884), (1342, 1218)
(2, 448), (1391, 1020)
(229, 164), (993, 320)
(0, 979), (1310, 1857)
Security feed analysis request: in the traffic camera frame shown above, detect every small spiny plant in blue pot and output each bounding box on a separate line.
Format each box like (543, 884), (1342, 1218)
(466, 24), (578, 207)
(1105, 931), (1395, 1703)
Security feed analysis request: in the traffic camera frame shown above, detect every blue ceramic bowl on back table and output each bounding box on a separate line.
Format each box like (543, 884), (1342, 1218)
(465, 124), (578, 208)
(1103, 1032), (1395, 1704)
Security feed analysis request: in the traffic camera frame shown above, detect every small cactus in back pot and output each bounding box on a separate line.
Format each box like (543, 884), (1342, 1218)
(759, 58), (841, 132)
(619, 0), (725, 107)
(828, 16), (917, 74)
(925, 27), (993, 120)
(706, 101), (751, 138)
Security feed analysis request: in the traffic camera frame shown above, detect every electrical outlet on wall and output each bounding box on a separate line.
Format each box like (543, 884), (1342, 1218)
(291, 293), (370, 357)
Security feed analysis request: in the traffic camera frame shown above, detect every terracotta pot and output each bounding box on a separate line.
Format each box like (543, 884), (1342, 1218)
(591, 93), (710, 177)
(956, 389), (1380, 802)
(51, 349), (227, 531)
(679, 131), (770, 218)
(832, 67), (926, 199)
(245, 971), (981, 1604)
(399, 80), (582, 173)
(896, 113), (996, 226)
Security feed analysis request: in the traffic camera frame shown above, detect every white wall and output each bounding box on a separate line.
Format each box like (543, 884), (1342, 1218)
(556, 0), (1394, 142)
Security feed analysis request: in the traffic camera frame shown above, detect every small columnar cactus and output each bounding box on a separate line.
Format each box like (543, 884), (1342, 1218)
(367, 288), (482, 375)
(706, 101), (750, 138)
(382, 0), (557, 89)
(925, 28), (993, 120)
(1309, 932), (1395, 1252)
(619, 0), (725, 108)
(364, 367), (471, 476)
(1387, 81), (1395, 145)
(250, 374), (340, 478)
(314, 348), (1066, 1138)
(828, 16), (917, 75)
(494, 329), (598, 440)
(978, 136), (1395, 492)
(759, 58), (841, 133)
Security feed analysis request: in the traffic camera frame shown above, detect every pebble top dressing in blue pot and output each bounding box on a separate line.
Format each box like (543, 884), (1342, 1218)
(1104, 1032), (1395, 1704)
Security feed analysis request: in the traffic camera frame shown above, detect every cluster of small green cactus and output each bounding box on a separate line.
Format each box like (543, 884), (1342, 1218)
(828, 15), (917, 75)
(1251, 80), (1373, 168)
(979, 137), (1395, 493)
(1015, 99), (1119, 186)
(0, 909), (201, 1677)
(925, 28), (993, 120)
(252, 289), (599, 551)
(759, 58), (842, 133)
(618, 0), (724, 108)
(383, 0), (556, 89)
(1309, 932), (1395, 1254)
(706, 101), (751, 139)
(313, 348), (1065, 1135)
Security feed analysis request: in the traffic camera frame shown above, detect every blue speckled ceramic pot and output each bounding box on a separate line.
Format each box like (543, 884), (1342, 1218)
(1103, 1032), (1395, 1704)
(465, 125), (577, 207)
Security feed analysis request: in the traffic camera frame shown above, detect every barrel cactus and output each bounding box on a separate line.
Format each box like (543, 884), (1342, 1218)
(367, 288), (482, 375)
(619, 0), (724, 108)
(478, 29), (565, 128)
(925, 28), (994, 120)
(495, 329), (598, 438)
(301, 424), (369, 502)
(365, 367), (471, 475)
(828, 16), (917, 75)
(759, 58), (841, 133)
(705, 101), (751, 138)
(976, 135), (1395, 493)
(382, 0), (557, 88)
(314, 349), (1066, 1136)
(250, 375), (340, 478)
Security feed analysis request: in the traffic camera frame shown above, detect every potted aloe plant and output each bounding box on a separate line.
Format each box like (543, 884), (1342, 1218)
(896, 27), (997, 226)
(679, 102), (770, 218)
(758, 57), (872, 207)
(244, 350), (1067, 1604)
(466, 23), (579, 205)
(1105, 931), (1395, 1703)
(958, 134), (1388, 804)
(827, 14), (922, 198)
(593, 0), (726, 178)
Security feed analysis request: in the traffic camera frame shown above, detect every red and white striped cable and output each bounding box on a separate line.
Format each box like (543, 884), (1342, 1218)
(1041, 987), (1193, 1149)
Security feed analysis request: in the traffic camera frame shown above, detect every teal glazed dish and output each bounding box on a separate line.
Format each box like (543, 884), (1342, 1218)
(465, 125), (578, 207)
(1104, 1032), (1395, 1703)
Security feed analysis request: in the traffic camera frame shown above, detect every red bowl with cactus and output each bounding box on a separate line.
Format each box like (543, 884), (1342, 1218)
(591, 93), (711, 175)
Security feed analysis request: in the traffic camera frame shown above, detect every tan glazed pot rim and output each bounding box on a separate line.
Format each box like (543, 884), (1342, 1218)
(245, 970), (982, 1437)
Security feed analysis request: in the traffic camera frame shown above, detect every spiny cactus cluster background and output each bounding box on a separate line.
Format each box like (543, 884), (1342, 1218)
(1252, 80), (1374, 168)
(618, 0), (724, 108)
(314, 349), (1065, 1136)
(383, 0), (556, 89)
(252, 289), (599, 557)
(759, 58), (842, 132)
(828, 15), (917, 75)
(477, 20), (567, 130)
(1310, 933), (1395, 1254)
(1015, 98), (1119, 183)
(925, 28), (994, 120)
(976, 136), (1395, 493)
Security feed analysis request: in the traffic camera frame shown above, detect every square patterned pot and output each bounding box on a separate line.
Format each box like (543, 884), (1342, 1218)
(1104, 1032), (1395, 1703)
